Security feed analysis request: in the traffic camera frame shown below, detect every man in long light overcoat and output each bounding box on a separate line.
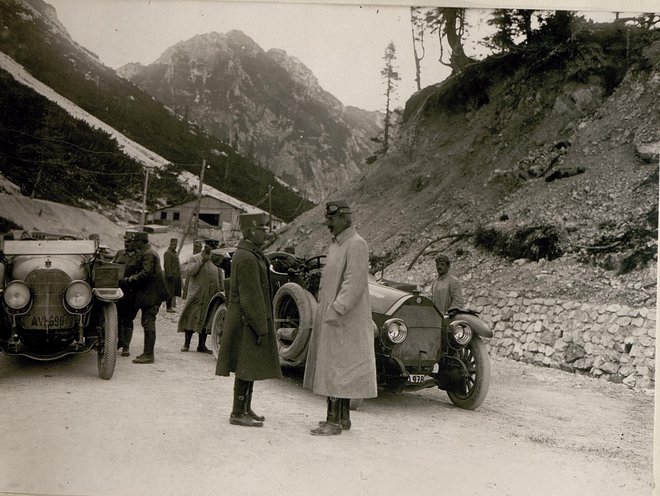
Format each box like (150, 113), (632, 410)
(177, 242), (221, 353)
(215, 213), (281, 427)
(303, 200), (377, 436)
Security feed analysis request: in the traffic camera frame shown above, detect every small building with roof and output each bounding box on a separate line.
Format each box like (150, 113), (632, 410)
(150, 190), (282, 239)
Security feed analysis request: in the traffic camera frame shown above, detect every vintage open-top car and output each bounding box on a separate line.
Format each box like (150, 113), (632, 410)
(0, 237), (123, 379)
(204, 250), (492, 410)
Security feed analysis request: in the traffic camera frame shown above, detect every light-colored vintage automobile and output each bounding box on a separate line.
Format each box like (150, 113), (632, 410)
(204, 251), (492, 410)
(0, 237), (123, 379)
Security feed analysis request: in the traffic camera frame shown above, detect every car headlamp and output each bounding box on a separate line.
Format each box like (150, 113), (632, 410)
(448, 320), (473, 346)
(4, 281), (31, 310)
(64, 280), (93, 310)
(383, 318), (408, 345)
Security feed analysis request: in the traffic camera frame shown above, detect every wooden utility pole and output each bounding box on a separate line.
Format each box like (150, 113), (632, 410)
(268, 184), (273, 232)
(193, 159), (206, 242)
(139, 168), (150, 230)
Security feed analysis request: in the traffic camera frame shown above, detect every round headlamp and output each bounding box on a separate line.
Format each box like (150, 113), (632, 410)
(3, 281), (31, 310)
(64, 280), (93, 310)
(383, 318), (408, 345)
(449, 320), (473, 346)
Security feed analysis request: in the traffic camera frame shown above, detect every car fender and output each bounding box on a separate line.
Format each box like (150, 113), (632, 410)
(92, 288), (124, 302)
(203, 291), (228, 325)
(450, 312), (493, 338)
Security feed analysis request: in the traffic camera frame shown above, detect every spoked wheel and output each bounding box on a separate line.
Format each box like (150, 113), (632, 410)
(272, 283), (317, 366)
(446, 336), (491, 410)
(210, 303), (227, 361)
(97, 302), (118, 380)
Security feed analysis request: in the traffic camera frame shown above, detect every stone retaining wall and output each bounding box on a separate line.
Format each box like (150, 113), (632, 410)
(464, 288), (656, 390)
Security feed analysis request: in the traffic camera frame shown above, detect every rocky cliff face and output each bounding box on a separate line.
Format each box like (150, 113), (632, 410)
(117, 30), (382, 201)
(271, 24), (659, 308)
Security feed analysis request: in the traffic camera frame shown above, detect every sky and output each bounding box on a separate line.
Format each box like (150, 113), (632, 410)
(46, 0), (651, 112)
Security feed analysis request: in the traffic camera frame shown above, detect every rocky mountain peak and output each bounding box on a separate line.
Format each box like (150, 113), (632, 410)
(119, 30), (381, 201)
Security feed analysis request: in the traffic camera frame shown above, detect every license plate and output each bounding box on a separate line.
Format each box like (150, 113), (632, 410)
(24, 313), (73, 329)
(407, 374), (427, 384)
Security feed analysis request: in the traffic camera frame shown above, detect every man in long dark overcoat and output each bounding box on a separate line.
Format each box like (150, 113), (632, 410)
(215, 213), (281, 427)
(163, 238), (182, 313)
(120, 231), (169, 364)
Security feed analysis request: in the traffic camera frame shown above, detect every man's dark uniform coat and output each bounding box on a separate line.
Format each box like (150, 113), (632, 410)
(215, 239), (281, 381)
(123, 244), (169, 308)
(163, 246), (182, 300)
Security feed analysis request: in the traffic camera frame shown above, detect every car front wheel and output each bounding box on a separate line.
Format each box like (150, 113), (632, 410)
(97, 302), (118, 380)
(446, 336), (491, 410)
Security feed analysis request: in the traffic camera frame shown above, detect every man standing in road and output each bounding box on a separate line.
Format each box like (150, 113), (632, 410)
(304, 200), (377, 436)
(178, 241), (221, 353)
(120, 231), (169, 364)
(430, 254), (464, 314)
(182, 239), (203, 300)
(164, 237), (182, 313)
(112, 231), (138, 357)
(215, 213), (281, 427)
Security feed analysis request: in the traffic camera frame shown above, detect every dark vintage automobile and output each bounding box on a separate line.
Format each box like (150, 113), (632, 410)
(0, 237), (123, 379)
(203, 251), (492, 410)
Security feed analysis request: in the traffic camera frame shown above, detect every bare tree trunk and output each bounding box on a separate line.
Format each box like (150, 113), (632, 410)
(443, 8), (474, 72)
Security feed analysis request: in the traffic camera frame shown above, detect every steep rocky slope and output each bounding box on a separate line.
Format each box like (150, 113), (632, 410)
(270, 24), (659, 309)
(117, 30), (382, 201)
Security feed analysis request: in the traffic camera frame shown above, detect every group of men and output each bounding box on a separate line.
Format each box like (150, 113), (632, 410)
(214, 200), (463, 436)
(112, 232), (222, 363)
(110, 199), (463, 437)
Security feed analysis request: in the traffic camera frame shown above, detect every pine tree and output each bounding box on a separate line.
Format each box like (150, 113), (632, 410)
(380, 41), (400, 154)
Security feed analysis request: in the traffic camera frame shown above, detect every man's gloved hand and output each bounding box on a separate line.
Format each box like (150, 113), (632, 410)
(256, 335), (263, 345)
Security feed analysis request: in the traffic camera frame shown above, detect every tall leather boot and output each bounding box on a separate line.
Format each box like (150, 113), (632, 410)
(133, 330), (155, 364)
(121, 324), (133, 357)
(317, 396), (333, 426)
(246, 381), (265, 422)
(197, 331), (213, 354)
(318, 398), (351, 430)
(230, 378), (263, 427)
(181, 330), (193, 352)
(340, 398), (351, 431)
(311, 397), (341, 436)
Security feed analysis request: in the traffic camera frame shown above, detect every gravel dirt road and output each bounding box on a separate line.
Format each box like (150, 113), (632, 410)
(0, 308), (655, 496)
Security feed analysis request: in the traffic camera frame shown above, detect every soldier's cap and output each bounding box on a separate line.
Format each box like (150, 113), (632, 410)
(325, 200), (352, 218)
(239, 213), (269, 230)
(125, 231), (148, 242)
(170, 237), (178, 242)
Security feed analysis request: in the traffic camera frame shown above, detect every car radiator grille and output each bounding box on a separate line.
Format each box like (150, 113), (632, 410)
(22, 270), (73, 330)
(390, 304), (443, 366)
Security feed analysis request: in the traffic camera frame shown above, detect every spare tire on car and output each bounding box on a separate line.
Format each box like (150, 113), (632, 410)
(272, 283), (317, 366)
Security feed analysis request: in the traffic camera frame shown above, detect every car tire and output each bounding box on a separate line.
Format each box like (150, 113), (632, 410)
(97, 302), (118, 380)
(209, 302), (227, 361)
(272, 282), (317, 365)
(446, 335), (491, 410)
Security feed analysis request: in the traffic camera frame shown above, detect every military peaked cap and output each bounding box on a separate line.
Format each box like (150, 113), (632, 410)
(239, 213), (269, 229)
(125, 231), (148, 242)
(325, 199), (352, 217)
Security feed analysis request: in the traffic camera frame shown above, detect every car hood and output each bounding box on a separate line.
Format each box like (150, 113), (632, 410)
(9, 255), (90, 282)
(368, 282), (415, 315)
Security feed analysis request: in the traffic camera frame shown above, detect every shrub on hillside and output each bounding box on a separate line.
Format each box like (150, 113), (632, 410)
(474, 224), (564, 261)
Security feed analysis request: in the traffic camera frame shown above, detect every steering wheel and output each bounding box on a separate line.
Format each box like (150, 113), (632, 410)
(304, 255), (326, 271)
(267, 251), (302, 274)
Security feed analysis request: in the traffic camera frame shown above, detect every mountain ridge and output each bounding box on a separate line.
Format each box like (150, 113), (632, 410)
(117, 29), (382, 201)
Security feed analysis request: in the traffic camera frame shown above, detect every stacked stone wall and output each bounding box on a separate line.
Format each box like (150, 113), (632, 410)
(464, 288), (656, 389)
